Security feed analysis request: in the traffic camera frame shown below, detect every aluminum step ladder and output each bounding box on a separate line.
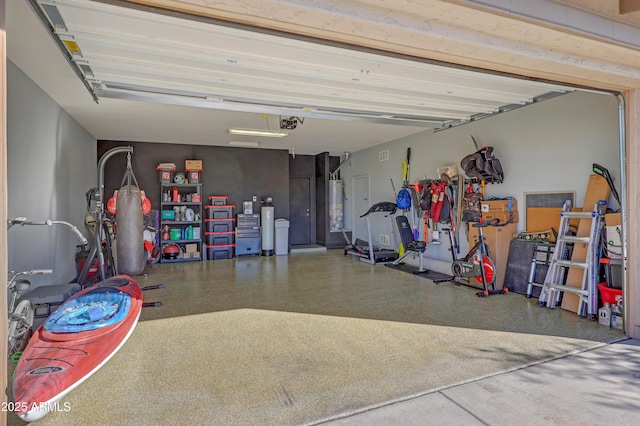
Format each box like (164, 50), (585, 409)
(537, 200), (605, 317)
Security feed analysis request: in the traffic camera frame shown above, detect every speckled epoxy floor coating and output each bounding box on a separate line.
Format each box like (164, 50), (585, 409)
(7, 250), (625, 425)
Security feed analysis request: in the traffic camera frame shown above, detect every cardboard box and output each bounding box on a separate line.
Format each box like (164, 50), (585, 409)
(526, 207), (583, 240)
(184, 251), (200, 259)
(606, 212), (621, 226)
(481, 199), (517, 213)
(185, 160), (203, 171)
(185, 243), (198, 253)
(482, 210), (519, 224)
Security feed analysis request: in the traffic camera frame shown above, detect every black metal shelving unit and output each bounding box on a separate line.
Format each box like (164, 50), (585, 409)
(160, 183), (203, 262)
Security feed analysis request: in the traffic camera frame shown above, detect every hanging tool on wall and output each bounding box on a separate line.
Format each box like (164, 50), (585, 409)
(397, 148), (412, 213)
(592, 163), (621, 211)
(403, 148), (421, 239)
(410, 181), (423, 239)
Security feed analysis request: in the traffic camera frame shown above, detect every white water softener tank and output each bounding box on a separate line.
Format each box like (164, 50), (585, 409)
(261, 197), (275, 256)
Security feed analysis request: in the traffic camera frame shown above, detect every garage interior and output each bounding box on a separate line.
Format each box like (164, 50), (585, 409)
(3, 0), (640, 425)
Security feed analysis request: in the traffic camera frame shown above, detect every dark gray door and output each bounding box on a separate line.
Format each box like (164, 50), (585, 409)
(289, 177), (311, 245)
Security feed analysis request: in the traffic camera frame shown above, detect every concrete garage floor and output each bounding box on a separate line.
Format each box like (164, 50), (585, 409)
(9, 249), (638, 425)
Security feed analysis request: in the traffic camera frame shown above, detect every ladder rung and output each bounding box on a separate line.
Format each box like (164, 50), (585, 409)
(542, 284), (588, 297)
(558, 235), (592, 244)
(560, 211), (596, 219)
(553, 259), (589, 269)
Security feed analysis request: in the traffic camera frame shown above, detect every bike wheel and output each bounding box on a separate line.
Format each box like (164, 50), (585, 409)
(8, 299), (35, 357)
(475, 256), (496, 285)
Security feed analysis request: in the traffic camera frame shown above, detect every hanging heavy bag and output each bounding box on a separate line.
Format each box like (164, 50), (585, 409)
(116, 160), (146, 276)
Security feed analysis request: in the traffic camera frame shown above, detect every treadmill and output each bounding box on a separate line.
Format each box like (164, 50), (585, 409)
(345, 202), (399, 264)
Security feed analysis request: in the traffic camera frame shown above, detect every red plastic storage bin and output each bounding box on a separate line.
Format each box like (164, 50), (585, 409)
(598, 282), (623, 305)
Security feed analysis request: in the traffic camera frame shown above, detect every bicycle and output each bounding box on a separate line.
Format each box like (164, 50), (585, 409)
(7, 269), (51, 357)
(6, 217), (89, 357)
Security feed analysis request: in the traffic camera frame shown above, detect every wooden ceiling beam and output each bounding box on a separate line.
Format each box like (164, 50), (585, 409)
(620, 0), (640, 14)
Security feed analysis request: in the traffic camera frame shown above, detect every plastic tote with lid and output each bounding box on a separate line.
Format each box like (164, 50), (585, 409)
(274, 219), (290, 255)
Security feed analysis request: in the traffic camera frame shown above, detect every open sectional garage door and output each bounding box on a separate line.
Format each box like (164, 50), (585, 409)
(6, 0), (640, 424)
(15, 0), (629, 335)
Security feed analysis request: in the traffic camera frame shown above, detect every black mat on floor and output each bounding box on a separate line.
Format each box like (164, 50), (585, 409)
(385, 263), (453, 281)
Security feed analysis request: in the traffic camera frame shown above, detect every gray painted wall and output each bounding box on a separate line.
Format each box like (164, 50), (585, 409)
(340, 91), (621, 272)
(7, 61), (96, 287)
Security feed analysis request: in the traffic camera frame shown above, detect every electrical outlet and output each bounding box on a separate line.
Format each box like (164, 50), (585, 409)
(380, 234), (390, 246)
(252, 195), (257, 202)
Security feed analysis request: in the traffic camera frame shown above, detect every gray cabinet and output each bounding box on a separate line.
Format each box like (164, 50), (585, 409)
(236, 213), (261, 256)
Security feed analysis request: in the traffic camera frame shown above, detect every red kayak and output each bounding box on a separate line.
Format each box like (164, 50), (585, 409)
(12, 275), (143, 422)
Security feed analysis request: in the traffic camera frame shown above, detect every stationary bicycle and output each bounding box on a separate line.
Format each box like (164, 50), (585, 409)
(6, 269), (51, 357)
(440, 217), (509, 297)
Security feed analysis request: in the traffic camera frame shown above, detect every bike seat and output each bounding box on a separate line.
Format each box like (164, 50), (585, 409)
(471, 218), (500, 228)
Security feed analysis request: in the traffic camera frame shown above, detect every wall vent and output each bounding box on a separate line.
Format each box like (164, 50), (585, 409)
(524, 191), (576, 208)
(379, 150), (389, 162)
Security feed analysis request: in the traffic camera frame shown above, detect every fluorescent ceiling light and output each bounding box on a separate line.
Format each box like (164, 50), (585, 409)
(227, 128), (287, 138)
(228, 141), (261, 147)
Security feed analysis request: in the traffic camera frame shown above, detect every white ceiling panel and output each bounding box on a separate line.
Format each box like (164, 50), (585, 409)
(9, 0), (578, 154)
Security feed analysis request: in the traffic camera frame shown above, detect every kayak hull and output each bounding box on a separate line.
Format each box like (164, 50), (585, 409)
(12, 275), (143, 422)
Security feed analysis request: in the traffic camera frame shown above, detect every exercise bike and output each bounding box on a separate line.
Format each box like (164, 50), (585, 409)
(439, 217), (509, 297)
(6, 217), (88, 357)
(6, 269), (51, 357)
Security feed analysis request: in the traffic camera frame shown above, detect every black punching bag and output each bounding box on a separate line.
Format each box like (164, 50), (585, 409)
(116, 185), (145, 275)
